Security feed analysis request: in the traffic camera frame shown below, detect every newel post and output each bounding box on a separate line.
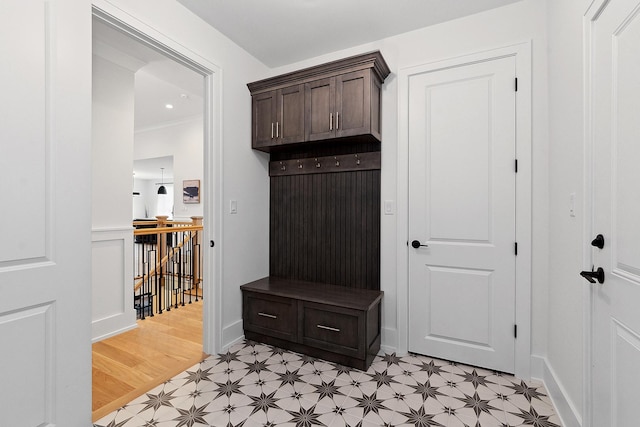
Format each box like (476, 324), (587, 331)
(191, 216), (203, 289)
(156, 215), (169, 293)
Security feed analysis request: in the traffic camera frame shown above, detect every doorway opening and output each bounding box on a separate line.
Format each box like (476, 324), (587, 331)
(91, 8), (220, 421)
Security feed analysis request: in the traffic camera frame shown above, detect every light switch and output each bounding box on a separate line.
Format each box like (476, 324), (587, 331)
(384, 200), (395, 215)
(569, 193), (576, 217)
(230, 200), (238, 214)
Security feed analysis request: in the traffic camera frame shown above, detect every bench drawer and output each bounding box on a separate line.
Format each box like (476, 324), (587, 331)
(243, 292), (297, 341)
(301, 302), (362, 357)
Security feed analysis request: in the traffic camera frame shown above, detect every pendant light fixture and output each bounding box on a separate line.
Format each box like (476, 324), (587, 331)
(157, 168), (167, 195)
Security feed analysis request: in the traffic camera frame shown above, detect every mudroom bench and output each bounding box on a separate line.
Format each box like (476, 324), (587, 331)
(241, 276), (383, 371)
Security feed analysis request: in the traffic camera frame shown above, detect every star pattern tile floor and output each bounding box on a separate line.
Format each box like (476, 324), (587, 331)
(94, 340), (562, 427)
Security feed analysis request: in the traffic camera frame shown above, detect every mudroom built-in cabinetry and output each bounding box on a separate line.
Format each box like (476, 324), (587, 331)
(242, 51), (390, 371)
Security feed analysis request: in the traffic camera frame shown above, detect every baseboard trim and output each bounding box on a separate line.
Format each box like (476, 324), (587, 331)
(222, 319), (244, 352)
(222, 334), (245, 353)
(531, 355), (582, 427)
(92, 320), (137, 343)
(381, 327), (398, 355)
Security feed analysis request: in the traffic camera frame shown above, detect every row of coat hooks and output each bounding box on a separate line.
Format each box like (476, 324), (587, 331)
(269, 152), (381, 177)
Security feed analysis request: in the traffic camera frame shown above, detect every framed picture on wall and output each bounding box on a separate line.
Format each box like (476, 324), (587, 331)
(183, 179), (200, 204)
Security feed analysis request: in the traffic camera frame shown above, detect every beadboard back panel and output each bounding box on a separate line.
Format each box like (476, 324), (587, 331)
(269, 170), (380, 290)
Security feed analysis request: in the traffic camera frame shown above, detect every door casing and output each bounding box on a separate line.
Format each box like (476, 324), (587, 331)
(397, 42), (532, 380)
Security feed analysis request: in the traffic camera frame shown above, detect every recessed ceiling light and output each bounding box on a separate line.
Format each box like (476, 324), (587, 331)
(165, 104), (174, 109)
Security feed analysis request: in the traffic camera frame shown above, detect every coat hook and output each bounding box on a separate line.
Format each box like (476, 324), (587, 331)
(280, 161), (286, 171)
(355, 154), (360, 165)
(315, 158), (321, 168)
(335, 156), (340, 167)
(297, 160), (303, 169)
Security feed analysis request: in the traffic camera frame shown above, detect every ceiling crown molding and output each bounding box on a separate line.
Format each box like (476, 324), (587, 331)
(247, 51), (391, 94)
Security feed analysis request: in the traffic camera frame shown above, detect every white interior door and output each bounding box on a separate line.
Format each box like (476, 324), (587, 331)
(408, 56), (517, 373)
(0, 0), (92, 425)
(588, 1), (640, 425)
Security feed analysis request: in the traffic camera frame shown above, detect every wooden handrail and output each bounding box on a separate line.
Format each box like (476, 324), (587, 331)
(133, 220), (196, 227)
(134, 225), (203, 236)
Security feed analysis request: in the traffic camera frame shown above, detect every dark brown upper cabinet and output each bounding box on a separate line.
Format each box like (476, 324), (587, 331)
(248, 51), (390, 152)
(252, 84), (305, 150)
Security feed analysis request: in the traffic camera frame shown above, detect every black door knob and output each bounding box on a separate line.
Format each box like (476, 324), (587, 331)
(591, 234), (604, 249)
(411, 240), (428, 248)
(580, 267), (605, 284)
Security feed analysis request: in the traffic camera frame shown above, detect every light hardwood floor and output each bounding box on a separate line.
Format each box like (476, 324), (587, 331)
(92, 300), (206, 421)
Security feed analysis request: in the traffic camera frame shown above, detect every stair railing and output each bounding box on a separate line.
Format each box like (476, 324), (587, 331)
(133, 216), (203, 319)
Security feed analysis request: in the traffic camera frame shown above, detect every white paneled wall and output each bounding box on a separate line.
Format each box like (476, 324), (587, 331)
(91, 53), (138, 341)
(91, 228), (136, 342)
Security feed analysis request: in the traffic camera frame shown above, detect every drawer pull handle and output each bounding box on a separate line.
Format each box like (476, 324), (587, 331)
(317, 324), (340, 332)
(258, 312), (277, 319)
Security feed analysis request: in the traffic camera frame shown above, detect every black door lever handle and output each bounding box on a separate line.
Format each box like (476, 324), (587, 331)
(411, 240), (429, 248)
(580, 267), (605, 284)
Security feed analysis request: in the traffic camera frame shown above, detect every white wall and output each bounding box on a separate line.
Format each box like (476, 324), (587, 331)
(133, 177), (175, 219)
(95, 0), (272, 349)
(268, 0), (550, 368)
(91, 54), (137, 340)
(92, 55), (135, 228)
(134, 117), (203, 220)
(544, 0), (592, 424)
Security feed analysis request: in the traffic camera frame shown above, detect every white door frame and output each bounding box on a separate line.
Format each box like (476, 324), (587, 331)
(92, 1), (224, 354)
(397, 42), (532, 379)
(582, 1), (613, 425)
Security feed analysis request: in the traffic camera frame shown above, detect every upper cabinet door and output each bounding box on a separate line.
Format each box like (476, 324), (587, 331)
(336, 70), (371, 139)
(306, 77), (336, 142)
(252, 90), (277, 149)
(277, 84), (305, 145)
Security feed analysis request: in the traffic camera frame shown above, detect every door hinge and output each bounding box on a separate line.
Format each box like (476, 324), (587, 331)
(515, 242), (518, 255)
(515, 77), (518, 91)
(515, 159), (518, 173)
(514, 324), (518, 338)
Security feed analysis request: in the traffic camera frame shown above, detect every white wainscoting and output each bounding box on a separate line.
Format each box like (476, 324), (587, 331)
(91, 227), (137, 342)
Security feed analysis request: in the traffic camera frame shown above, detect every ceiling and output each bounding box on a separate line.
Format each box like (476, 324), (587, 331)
(94, 18), (204, 180)
(177, 0), (524, 67)
(93, 18), (204, 132)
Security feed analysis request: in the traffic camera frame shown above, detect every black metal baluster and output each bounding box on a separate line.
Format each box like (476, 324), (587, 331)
(186, 241), (193, 305)
(194, 242), (201, 301)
